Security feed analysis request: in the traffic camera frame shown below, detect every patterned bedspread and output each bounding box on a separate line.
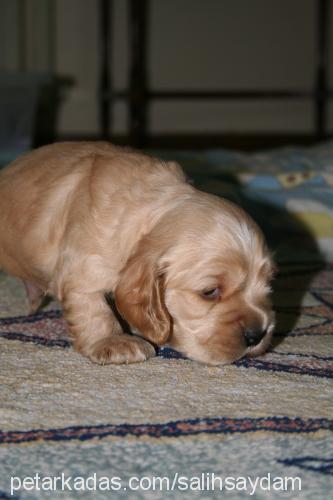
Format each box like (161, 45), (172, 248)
(157, 141), (333, 263)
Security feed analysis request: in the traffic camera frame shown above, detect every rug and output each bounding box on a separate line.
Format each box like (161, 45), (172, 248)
(0, 262), (332, 499)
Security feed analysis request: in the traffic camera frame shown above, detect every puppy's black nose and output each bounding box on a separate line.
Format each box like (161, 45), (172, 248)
(244, 328), (266, 347)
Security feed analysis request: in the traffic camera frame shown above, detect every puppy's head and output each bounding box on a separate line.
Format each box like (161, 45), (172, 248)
(115, 194), (275, 365)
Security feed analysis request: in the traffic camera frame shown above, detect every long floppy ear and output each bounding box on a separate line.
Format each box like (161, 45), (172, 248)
(114, 240), (171, 345)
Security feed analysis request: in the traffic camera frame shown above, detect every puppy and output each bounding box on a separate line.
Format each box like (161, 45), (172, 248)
(0, 142), (275, 365)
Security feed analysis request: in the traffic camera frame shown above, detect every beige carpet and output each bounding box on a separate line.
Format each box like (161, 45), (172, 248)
(0, 264), (332, 499)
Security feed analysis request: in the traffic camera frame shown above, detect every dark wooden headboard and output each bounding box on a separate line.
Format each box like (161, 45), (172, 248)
(99, 0), (331, 149)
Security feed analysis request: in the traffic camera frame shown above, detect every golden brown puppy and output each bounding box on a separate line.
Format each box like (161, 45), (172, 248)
(0, 142), (275, 365)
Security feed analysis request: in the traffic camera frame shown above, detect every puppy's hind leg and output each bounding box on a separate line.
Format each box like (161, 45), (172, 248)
(62, 289), (156, 364)
(23, 281), (45, 314)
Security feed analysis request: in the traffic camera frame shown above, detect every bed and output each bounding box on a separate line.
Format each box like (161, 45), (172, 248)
(155, 142), (333, 265)
(0, 142), (332, 499)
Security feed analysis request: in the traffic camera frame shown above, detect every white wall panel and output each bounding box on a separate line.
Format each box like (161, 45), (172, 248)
(0, 0), (331, 136)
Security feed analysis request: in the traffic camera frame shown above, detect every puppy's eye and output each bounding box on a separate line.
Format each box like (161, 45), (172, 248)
(201, 287), (221, 300)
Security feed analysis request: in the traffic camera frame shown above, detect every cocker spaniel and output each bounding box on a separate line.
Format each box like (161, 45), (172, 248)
(0, 142), (275, 365)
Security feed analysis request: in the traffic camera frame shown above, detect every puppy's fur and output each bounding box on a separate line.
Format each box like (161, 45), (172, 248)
(0, 142), (275, 365)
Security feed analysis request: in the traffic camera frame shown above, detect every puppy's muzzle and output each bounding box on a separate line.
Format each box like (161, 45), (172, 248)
(244, 327), (267, 347)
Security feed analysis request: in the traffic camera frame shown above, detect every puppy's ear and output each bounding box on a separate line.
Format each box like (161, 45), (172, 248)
(114, 239), (171, 345)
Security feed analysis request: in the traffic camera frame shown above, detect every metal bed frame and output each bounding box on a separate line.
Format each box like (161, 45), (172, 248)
(99, 0), (331, 148)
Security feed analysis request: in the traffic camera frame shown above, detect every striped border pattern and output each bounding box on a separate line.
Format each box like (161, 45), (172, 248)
(1, 417), (332, 445)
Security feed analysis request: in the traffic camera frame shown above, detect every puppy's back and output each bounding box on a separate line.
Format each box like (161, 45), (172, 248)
(0, 142), (187, 284)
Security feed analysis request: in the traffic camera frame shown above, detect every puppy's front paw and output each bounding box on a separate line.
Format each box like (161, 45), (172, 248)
(85, 334), (156, 365)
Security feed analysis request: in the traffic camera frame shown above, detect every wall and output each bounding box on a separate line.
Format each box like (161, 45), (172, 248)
(0, 0), (331, 137)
